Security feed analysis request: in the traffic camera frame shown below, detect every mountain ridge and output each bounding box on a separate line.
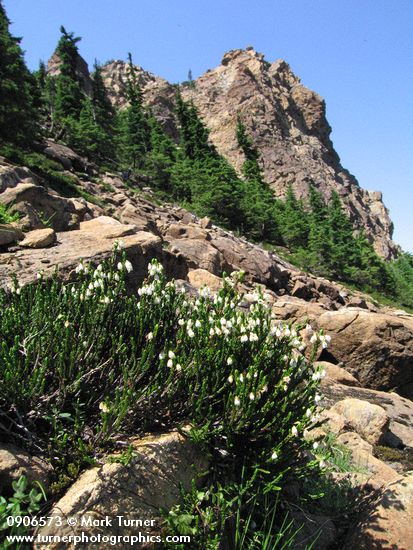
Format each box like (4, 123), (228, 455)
(80, 47), (397, 259)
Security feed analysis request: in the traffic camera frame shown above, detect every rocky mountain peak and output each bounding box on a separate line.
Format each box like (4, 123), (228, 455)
(100, 60), (178, 137)
(179, 48), (396, 258)
(47, 51), (93, 96)
(100, 60), (171, 109)
(48, 47), (397, 258)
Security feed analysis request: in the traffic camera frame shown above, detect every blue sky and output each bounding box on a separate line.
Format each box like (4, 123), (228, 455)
(4, 0), (413, 252)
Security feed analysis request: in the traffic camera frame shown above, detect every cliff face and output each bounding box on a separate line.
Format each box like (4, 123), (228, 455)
(47, 51), (94, 97)
(179, 48), (396, 259)
(51, 48), (397, 258)
(100, 61), (178, 139)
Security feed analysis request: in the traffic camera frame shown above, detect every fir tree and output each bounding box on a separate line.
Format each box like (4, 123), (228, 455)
(35, 60), (47, 90)
(92, 62), (115, 131)
(327, 191), (357, 278)
(0, 1), (40, 146)
(275, 186), (309, 248)
(54, 26), (85, 122)
(117, 53), (150, 169)
(389, 253), (413, 308)
(145, 114), (176, 191)
(34, 60), (57, 134)
(307, 185), (332, 272)
(175, 92), (215, 160)
(169, 154), (195, 201)
(351, 231), (393, 292)
(189, 157), (244, 228)
(236, 119), (280, 242)
(236, 118), (262, 182)
(90, 60), (116, 161)
(65, 97), (108, 160)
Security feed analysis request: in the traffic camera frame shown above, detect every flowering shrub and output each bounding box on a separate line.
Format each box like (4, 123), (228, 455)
(0, 251), (328, 491)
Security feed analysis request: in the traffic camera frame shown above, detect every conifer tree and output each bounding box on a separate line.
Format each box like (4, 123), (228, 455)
(189, 157), (244, 228)
(236, 118), (262, 182)
(389, 253), (413, 307)
(35, 60), (47, 90)
(117, 53), (150, 169)
(90, 61), (116, 161)
(351, 231), (393, 292)
(0, 1), (40, 146)
(92, 62), (115, 132)
(34, 60), (57, 134)
(65, 97), (108, 160)
(175, 92), (215, 160)
(307, 185), (332, 272)
(145, 114), (176, 190)
(275, 186), (310, 248)
(236, 119), (280, 242)
(327, 191), (356, 278)
(54, 26), (84, 122)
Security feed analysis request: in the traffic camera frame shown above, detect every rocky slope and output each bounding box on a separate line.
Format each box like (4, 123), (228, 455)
(0, 145), (413, 548)
(47, 47), (397, 259)
(97, 49), (397, 259)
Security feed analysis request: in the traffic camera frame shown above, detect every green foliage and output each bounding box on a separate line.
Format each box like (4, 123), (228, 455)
(236, 118), (261, 182)
(0, 476), (46, 548)
(107, 444), (136, 466)
(0, 203), (19, 225)
(117, 53), (151, 169)
(91, 61), (116, 143)
(65, 97), (111, 161)
(54, 26), (84, 122)
(274, 186), (309, 249)
(0, 253), (323, 491)
(236, 119), (281, 242)
(34, 61), (58, 135)
(144, 115), (177, 191)
(0, 2), (40, 146)
(163, 480), (306, 549)
(175, 92), (216, 161)
(387, 253), (413, 309)
(187, 157), (244, 228)
(276, 185), (395, 294)
(0, 5), (412, 311)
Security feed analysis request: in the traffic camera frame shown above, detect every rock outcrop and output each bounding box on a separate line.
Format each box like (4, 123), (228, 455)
(47, 51), (93, 97)
(0, 153), (412, 398)
(35, 432), (207, 549)
(0, 144), (412, 549)
(97, 49), (396, 258)
(181, 49), (396, 259)
(0, 444), (52, 494)
(97, 60), (178, 139)
(344, 473), (413, 550)
(46, 44), (397, 258)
